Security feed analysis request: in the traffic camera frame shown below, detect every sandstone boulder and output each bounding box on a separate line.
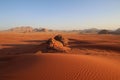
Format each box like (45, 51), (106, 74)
(46, 38), (70, 52)
(54, 34), (68, 46)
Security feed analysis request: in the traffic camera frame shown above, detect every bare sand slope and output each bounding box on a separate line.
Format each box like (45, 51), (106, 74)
(0, 54), (120, 80)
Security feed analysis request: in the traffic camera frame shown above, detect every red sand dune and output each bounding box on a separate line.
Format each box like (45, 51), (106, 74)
(0, 54), (120, 80)
(0, 32), (120, 55)
(0, 32), (120, 80)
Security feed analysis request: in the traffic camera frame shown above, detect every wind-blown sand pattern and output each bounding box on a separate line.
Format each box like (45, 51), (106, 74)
(0, 54), (120, 80)
(0, 32), (120, 80)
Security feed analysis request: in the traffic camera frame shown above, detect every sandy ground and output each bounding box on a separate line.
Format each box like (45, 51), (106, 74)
(0, 32), (120, 80)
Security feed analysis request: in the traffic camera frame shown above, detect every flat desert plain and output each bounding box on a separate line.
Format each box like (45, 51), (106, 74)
(0, 32), (120, 80)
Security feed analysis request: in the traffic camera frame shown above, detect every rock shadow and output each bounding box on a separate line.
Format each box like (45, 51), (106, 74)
(69, 38), (120, 53)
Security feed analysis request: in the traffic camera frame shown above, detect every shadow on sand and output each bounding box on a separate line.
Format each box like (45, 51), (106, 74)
(24, 40), (47, 43)
(0, 39), (120, 55)
(69, 38), (120, 53)
(0, 40), (48, 55)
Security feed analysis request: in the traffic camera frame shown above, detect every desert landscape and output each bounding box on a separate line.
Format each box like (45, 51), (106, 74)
(1, 0), (120, 80)
(0, 31), (120, 80)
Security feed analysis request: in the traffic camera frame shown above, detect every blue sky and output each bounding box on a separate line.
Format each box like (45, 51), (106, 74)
(0, 0), (120, 30)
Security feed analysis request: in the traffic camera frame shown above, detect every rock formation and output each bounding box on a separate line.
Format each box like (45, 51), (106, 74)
(46, 35), (71, 52)
(98, 30), (110, 34)
(54, 34), (68, 46)
(9, 26), (33, 33)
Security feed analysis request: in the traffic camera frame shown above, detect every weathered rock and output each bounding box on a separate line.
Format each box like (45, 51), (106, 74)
(46, 38), (70, 52)
(54, 34), (68, 46)
(41, 28), (48, 32)
(98, 30), (110, 34)
(9, 26), (33, 33)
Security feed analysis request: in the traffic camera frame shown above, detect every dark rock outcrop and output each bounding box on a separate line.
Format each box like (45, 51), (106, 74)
(46, 35), (71, 52)
(54, 34), (68, 46)
(98, 30), (110, 34)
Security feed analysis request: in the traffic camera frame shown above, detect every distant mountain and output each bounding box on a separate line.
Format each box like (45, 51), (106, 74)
(98, 29), (110, 34)
(7, 26), (49, 33)
(97, 28), (120, 35)
(8, 26), (33, 33)
(116, 28), (120, 32)
(113, 28), (120, 34)
(34, 28), (48, 32)
(81, 28), (100, 34)
(3, 26), (120, 34)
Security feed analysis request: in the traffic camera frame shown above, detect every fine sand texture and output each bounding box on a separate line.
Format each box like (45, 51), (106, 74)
(0, 54), (120, 80)
(0, 32), (120, 80)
